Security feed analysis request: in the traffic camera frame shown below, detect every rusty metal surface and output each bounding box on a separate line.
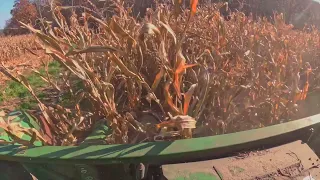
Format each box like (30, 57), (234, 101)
(162, 140), (320, 180)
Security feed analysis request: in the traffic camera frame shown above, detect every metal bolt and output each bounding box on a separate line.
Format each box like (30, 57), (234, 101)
(307, 128), (315, 143)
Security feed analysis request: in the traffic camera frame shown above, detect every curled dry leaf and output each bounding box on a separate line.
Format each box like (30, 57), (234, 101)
(159, 21), (177, 44)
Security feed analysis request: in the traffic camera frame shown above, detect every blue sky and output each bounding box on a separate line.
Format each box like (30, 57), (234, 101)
(0, 0), (14, 29)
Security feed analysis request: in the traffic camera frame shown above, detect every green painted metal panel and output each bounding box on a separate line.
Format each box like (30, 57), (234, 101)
(0, 113), (318, 165)
(0, 161), (35, 180)
(21, 120), (111, 180)
(22, 163), (75, 180)
(81, 121), (110, 145)
(74, 121), (111, 180)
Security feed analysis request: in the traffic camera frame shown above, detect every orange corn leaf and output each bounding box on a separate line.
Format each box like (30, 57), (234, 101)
(152, 68), (165, 91)
(294, 81), (309, 103)
(301, 82), (309, 100)
(174, 62), (197, 98)
(164, 80), (181, 115)
(190, 0), (199, 17)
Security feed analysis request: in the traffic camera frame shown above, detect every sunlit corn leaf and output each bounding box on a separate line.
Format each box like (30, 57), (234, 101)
(88, 14), (120, 43)
(109, 17), (137, 46)
(46, 49), (87, 80)
(19, 21), (64, 53)
(183, 84), (197, 115)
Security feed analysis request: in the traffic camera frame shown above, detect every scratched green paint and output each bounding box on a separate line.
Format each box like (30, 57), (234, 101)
(174, 172), (219, 180)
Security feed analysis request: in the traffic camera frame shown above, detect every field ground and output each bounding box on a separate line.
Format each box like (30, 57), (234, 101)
(0, 35), (43, 85)
(0, 35), (58, 110)
(0, 61), (61, 111)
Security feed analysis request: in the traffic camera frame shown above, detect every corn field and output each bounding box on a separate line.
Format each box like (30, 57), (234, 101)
(1, 2), (320, 146)
(0, 35), (39, 62)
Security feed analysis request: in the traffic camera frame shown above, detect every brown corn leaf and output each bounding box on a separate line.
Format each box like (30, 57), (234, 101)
(109, 17), (129, 38)
(159, 21), (177, 44)
(88, 14), (120, 43)
(47, 49), (87, 80)
(109, 17), (136, 45)
(19, 21), (64, 53)
(110, 53), (142, 81)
